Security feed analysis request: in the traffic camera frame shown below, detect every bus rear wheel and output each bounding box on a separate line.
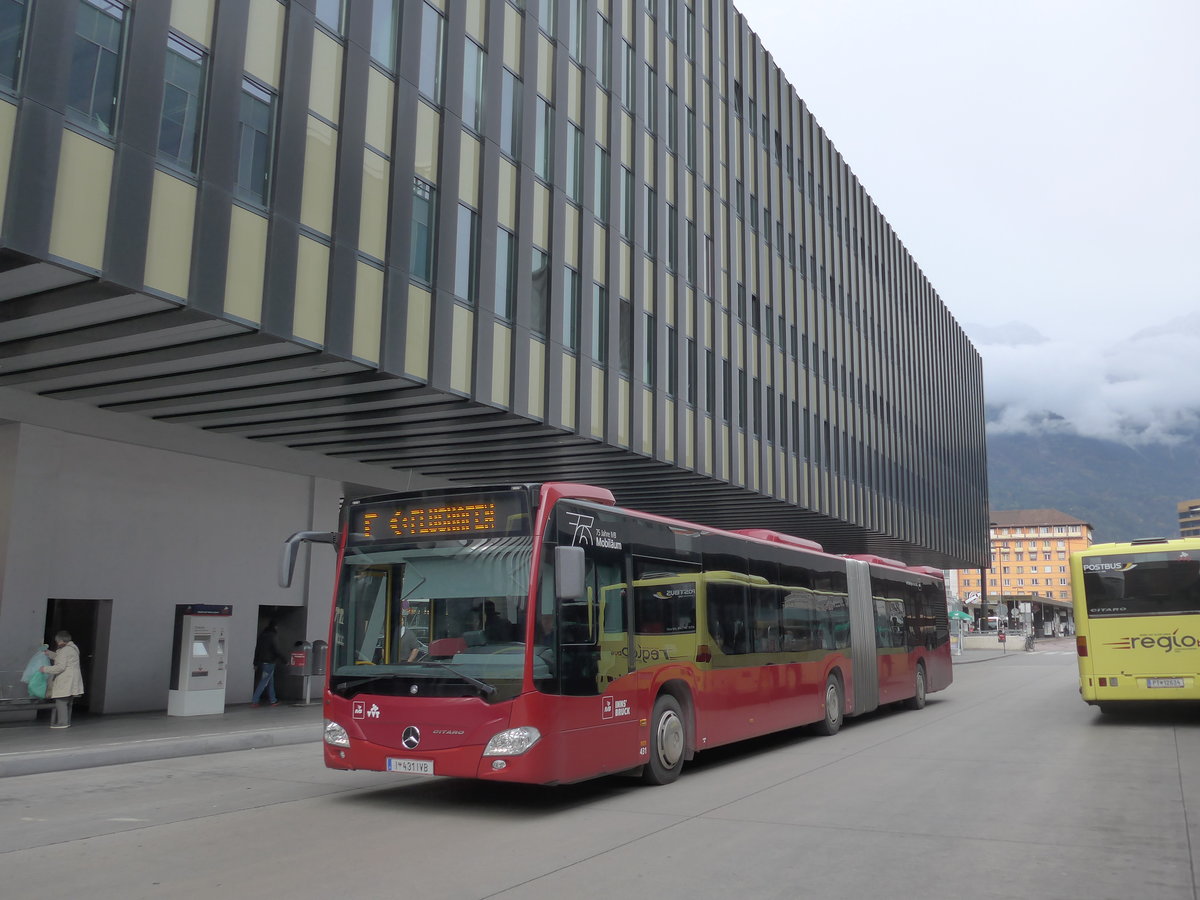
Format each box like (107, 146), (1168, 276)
(905, 663), (927, 710)
(643, 694), (686, 785)
(813, 673), (843, 736)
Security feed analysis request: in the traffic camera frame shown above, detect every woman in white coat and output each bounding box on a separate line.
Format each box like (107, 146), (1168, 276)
(41, 631), (84, 729)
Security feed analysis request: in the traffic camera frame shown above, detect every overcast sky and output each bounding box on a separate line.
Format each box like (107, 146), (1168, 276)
(733, 0), (1200, 443)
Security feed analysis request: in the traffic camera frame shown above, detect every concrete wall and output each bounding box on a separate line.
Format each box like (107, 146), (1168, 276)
(0, 424), (343, 713)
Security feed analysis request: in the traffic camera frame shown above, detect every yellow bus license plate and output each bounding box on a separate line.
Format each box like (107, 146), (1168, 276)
(1146, 678), (1185, 689)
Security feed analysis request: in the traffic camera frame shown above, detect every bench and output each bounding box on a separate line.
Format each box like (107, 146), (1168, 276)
(0, 697), (54, 709)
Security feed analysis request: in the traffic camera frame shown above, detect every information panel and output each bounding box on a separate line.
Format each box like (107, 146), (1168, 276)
(349, 490), (532, 542)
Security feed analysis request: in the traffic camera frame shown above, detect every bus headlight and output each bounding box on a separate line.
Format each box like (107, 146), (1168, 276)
(483, 726), (541, 756)
(324, 720), (351, 748)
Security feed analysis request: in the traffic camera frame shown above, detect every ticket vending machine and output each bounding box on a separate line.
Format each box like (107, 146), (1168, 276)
(168, 606), (231, 716)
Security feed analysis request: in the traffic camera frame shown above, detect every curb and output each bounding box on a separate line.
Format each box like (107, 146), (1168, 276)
(0, 724), (320, 778)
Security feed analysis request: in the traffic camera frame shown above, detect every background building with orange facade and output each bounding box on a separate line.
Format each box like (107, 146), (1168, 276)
(955, 509), (1093, 633)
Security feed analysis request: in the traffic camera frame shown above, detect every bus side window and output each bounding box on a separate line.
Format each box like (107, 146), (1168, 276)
(707, 582), (746, 655)
(750, 585), (782, 652)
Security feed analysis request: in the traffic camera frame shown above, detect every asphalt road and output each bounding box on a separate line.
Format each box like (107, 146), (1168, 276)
(2, 646), (1197, 900)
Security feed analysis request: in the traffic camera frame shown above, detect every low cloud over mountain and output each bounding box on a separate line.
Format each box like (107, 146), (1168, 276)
(965, 313), (1200, 445)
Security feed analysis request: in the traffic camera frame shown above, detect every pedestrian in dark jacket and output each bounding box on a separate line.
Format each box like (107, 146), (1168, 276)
(251, 622), (286, 707)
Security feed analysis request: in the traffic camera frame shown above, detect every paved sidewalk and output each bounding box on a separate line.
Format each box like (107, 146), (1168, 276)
(0, 701), (323, 777)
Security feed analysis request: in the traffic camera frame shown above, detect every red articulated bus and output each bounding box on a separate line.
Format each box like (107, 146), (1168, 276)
(280, 482), (951, 786)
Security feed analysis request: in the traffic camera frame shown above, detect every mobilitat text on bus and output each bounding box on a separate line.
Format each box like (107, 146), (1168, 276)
(280, 482), (953, 786)
(1071, 537), (1200, 711)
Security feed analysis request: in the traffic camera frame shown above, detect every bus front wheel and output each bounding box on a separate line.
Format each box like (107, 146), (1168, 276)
(904, 663), (927, 710)
(644, 694), (686, 785)
(813, 674), (843, 736)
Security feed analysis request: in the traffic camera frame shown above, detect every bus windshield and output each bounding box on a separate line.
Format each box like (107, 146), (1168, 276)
(1081, 554), (1200, 618)
(332, 536), (536, 697)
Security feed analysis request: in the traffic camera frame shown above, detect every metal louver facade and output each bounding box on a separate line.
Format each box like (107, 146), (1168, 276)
(0, 0), (987, 570)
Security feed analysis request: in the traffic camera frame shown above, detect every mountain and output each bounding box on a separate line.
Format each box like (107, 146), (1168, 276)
(985, 431), (1200, 543)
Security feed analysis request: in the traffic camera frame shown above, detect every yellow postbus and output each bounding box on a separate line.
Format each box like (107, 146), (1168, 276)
(1071, 537), (1200, 712)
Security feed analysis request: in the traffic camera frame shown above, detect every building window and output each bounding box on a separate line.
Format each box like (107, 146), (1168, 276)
(462, 40), (485, 133)
(157, 36), (205, 173)
(314, 0), (344, 34)
(644, 187), (656, 258)
(566, 124), (583, 202)
(620, 41), (634, 110)
(666, 203), (677, 271)
(67, 0), (126, 135)
(534, 97), (553, 181)
(569, 0), (586, 61)
(591, 283), (608, 362)
(419, 3), (444, 103)
(665, 87), (677, 151)
(454, 204), (478, 303)
(595, 13), (611, 88)
(722, 359), (732, 424)
(644, 64), (657, 131)
(538, 0), (556, 37)
(531, 248), (549, 336)
(684, 106), (695, 169)
(594, 144), (609, 223)
(409, 177), (436, 285)
(619, 167), (633, 239)
(236, 79), (275, 206)
(642, 312), (656, 385)
(685, 220), (696, 283)
(500, 70), (522, 160)
(493, 227), (516, 320)
(618, 298), (632, 375)
(703, 235), (713, 296)
(370, 0), (398, 69)
(738, 371), (747, 429)
(0, 0), (28, 91)
(705, 350), (715, 414)
(666, 326), (677, 396)
(562, 266), (580, 351)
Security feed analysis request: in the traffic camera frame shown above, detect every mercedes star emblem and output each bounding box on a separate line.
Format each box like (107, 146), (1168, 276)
(402, 726), (421, 750)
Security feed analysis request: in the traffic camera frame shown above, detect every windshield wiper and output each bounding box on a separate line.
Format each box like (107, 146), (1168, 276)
(418, 661), (496, 695)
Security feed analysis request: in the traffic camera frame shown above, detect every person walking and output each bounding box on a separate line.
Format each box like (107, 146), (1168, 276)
(251, 621), (286, 707)
(40, 631), (84, 729)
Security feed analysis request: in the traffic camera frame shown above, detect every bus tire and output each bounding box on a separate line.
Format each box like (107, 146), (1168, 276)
(644, 694), (686, 785)
(813, 673), (843, 736)
(905, 663), (927, 710)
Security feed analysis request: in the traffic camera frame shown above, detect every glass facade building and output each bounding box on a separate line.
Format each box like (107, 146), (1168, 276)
(0, 0), (987, 570)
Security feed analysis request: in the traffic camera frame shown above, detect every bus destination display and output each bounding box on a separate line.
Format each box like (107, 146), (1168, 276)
(352, 492), (530, 541)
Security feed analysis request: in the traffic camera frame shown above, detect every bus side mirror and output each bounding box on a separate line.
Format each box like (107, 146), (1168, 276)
(555, 546), (586, 600)
(279, 531), (339, 588)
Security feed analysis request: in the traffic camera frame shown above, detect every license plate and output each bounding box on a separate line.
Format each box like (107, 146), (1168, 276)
(1146, 678), (1185, 689)
(387, 758), (434, 775)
